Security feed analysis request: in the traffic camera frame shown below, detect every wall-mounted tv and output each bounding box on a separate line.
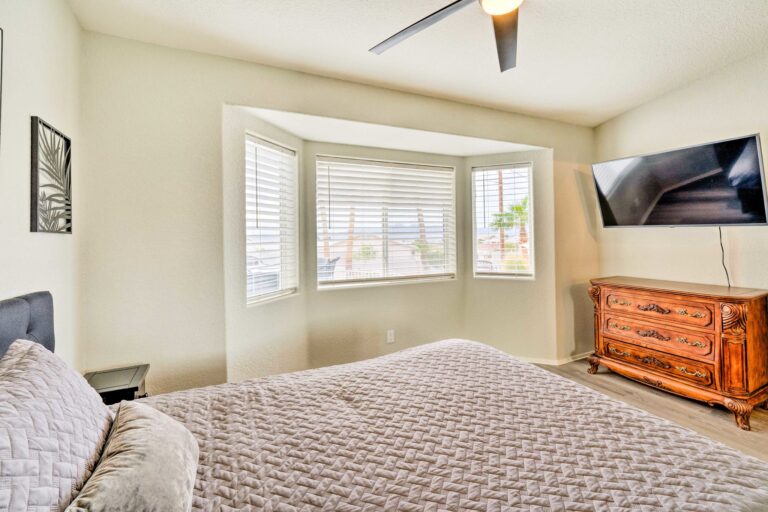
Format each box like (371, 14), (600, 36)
(592, 135), (767, 227)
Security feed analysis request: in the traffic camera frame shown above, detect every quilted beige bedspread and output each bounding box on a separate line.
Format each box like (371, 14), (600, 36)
(142, 340), (768, 511)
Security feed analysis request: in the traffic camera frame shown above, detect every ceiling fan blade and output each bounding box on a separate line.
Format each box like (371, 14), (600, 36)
(492, 9), (519, 72)
(370, 0), (476, 54)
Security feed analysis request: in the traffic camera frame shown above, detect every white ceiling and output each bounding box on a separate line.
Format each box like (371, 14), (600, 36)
(68, 0), (768, 126)
(246, 108), (540, 156)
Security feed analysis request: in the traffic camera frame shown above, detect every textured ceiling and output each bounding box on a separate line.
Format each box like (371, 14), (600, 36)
(68, 0), (768, 126)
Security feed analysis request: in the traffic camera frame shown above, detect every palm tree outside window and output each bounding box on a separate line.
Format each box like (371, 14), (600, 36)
(471, 164), (534, 278)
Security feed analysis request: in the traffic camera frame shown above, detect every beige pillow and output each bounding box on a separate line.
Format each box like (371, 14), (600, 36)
(67, 401), (198, 512)
(0, 340), (113, 510)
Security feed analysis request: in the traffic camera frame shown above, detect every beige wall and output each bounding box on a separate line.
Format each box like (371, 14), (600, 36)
(222, 106), (309, 383)
(554, 141), (600, 362)
(595, 47), (768, 289)
(0, 0), (82, 367)
(303, 142), (466, 368)
(75, 31), (594, 393)
(463, 150), (563, 363)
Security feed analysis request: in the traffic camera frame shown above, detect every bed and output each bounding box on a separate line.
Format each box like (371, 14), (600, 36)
(2, 292), (768, 511)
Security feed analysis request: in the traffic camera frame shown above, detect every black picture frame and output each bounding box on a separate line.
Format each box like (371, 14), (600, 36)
(31, 117), (72, 234)
(0, 28), (4, 153)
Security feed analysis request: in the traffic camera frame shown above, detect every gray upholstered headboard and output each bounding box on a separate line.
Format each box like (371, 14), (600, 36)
(0, 291), (55, 358)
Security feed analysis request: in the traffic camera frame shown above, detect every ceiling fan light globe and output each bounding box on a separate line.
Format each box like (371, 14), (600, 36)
(480, 0), (524, 16)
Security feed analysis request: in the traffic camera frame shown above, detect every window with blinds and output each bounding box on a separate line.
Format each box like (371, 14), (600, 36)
(316, 157), (456, 287)
(245, 135), (299, 303)
(472, 163), (534, 278)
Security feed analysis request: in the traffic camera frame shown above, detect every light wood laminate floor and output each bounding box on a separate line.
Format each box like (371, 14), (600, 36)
(539, 359), (768, 462)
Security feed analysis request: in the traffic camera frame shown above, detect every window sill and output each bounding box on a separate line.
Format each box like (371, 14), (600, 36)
(246, 288), (299, 307)
(473, 273), (535, 281)
(318, 274), (456, 291)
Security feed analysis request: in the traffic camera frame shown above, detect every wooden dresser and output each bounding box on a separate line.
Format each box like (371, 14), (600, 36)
(588, 276), (768, 430)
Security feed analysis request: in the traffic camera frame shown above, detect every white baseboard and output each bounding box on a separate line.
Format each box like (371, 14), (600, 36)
(515, 350), (593, 366)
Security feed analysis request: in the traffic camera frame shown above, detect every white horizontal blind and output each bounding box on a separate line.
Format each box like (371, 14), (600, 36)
(316, 157), (456, 286)
(472, 164), (534, 277)
(245, 135), (299, 302)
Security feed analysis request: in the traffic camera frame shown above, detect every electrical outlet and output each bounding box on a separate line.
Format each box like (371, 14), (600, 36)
(386, 329), (396, 344)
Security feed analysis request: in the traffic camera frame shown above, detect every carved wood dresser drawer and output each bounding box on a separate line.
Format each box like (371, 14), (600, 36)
(603, 289), (715, 330)
(589, 276), (768, 430)
(603, 315), (715, 360)
(604, 339), (715, 388)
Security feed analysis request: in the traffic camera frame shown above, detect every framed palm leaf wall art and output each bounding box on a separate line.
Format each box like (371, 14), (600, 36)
(31, 117), (72, 233)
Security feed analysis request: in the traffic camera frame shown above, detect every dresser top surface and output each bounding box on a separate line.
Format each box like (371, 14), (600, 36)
(592, 276), (768, 300)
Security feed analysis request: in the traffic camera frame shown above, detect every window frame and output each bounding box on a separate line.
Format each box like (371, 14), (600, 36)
(244, 132), (301, 305)
(315, 154), (458, 290)
(470, 162), (535, 280)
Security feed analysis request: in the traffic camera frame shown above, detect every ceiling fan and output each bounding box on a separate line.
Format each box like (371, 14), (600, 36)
(370, 0), (525, 72)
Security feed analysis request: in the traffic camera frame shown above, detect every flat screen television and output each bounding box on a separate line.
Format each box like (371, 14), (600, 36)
(592, 135), (767, 227)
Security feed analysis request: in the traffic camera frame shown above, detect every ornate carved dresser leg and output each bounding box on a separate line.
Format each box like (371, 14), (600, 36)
(587, 356), (600, 375)
(724, 399), (754, 431)
(587, 286), (601, 377)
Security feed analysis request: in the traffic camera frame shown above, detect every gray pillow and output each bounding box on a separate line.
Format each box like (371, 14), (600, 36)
(0, 340), (113, 510)
(67, 401), (199, 512)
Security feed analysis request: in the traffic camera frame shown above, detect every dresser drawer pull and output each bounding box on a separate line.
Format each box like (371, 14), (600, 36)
(637, 303), (671, 314)
(635, 355), (671, 369)
(636, 329), (671, 341)
(609, 298), (632, 306)
(678, 308), (706, 319)
(608, 322), (632, 331)
(608, 347), (631, 357)
(676, 337), (706, 348)
(677, 366), (706, 378)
